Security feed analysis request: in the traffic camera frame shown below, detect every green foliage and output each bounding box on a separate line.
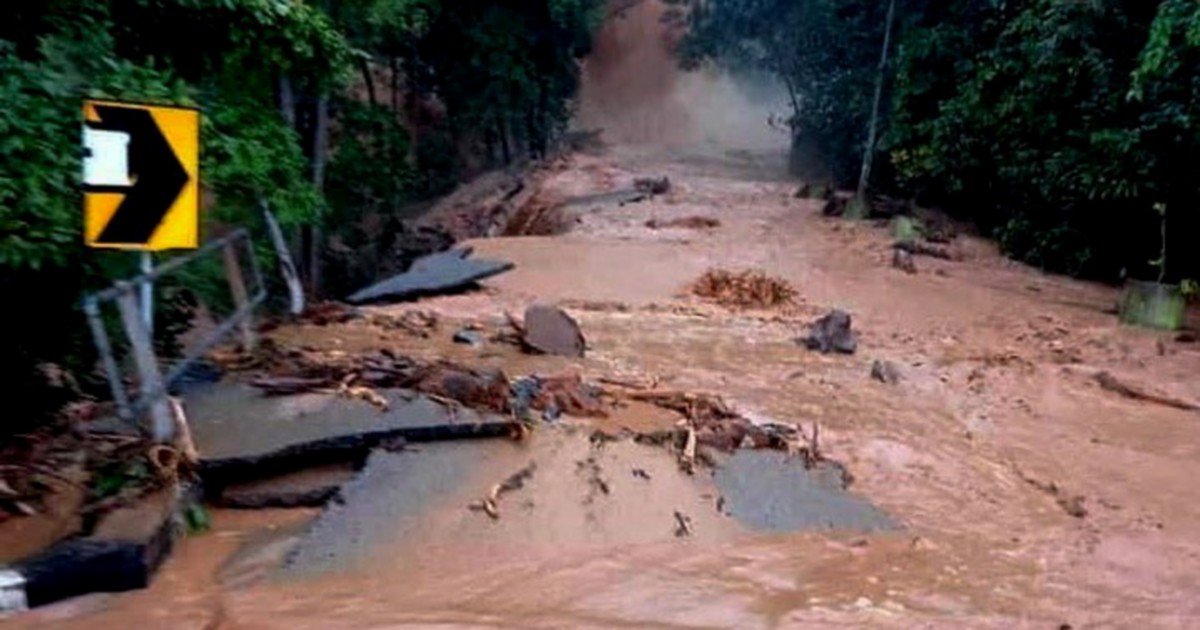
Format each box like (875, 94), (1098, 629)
(203, 96), (322, 228)
(327, 98), (415, 219)
(184, 502), (212, 535)
(1, 0), (605, 430)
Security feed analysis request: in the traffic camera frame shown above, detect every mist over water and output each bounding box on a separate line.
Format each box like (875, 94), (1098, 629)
(575, 0), (790, 153)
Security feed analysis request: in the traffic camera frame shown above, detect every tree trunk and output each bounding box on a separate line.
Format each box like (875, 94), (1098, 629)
(279, 75), (296, 127)
(360, 57), (377, 106)
(856, 0), (897, 201)
(260, 198), (305, 315)
(307, 94), (330, 297)
(391, 56), (401, 114)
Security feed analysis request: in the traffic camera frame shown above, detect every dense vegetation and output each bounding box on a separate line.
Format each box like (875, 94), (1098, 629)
(0, 0), (602, 430)
(674, 0), (1200, 283)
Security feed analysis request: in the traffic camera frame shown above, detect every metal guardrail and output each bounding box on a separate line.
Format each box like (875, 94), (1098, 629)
(83, 230), (266, 440)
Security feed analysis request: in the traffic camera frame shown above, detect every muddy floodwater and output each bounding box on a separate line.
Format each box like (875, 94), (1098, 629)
(11, 141), (1200, 629)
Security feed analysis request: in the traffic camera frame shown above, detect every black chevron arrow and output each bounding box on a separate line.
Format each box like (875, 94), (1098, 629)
(85, 105), (189, 245)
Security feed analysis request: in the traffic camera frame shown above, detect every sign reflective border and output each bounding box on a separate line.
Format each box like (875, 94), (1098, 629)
(83, 100), (199, 251)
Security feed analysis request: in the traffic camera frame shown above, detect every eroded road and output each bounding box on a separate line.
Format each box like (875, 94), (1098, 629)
(17, 146), (1200, 629)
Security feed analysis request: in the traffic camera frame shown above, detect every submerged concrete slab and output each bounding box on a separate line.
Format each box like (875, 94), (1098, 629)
(346, 247), (514, 304)
(186, 384), (516, 486)
(713, 450), (897, 533)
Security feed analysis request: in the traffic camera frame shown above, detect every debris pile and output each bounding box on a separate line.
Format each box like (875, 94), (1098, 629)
(690, 269), (797, 309)
(894, 239), (961, 262)
(626, 390), (822, 467)
(633, 176), (671, 195)
(645, 216), (721, 230)
(237, 341), (612, 427)
(300, 302), (361, 326)
(511, 373), (607, 422)
(367, 310), (439, 337)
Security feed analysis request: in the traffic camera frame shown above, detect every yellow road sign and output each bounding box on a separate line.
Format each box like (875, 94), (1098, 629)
(83, 100), (199, 250)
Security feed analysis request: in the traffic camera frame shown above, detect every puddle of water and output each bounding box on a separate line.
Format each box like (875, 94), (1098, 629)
(713, 450), (897, 533)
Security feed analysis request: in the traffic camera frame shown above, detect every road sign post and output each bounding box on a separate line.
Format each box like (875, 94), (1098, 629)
(83, 99), (199, 439)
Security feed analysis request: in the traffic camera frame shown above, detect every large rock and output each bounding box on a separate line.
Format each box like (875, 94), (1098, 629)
(522, 304), (586, 358)
(799, 310), (858, 354)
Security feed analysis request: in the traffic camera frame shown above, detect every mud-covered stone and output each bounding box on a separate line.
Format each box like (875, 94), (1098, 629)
(892, 248), (917, 274)
(523, 304), (586, 357)
(870, 360), (901, 384)
(799, 310), (858, 354)
(452, 329), (485, 347)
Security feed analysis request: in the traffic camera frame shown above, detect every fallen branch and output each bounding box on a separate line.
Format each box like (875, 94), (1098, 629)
(598, 376), (655, 390)
(1095, 371), (1200, 412)
(673, 510), (694, 537)
(471, 462), (536, 520)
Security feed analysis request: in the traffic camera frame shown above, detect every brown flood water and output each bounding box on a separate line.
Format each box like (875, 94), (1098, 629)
(13, 143), (1200, 629)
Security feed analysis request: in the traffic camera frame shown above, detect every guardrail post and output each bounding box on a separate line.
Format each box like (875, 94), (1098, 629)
(222, 239), (257, 351)
(116, 286), (174, 441)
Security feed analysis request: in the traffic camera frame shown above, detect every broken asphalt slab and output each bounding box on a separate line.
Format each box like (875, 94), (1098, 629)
(282, 443), (507, 578)
(185, 383), (518, 488)
(346, 247), (514, 305)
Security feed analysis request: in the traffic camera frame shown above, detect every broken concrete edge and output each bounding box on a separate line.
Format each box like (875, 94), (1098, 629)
(220, 484), (340, 510)
(2, 482), (199, 611)
(198, 420), (521, 491)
